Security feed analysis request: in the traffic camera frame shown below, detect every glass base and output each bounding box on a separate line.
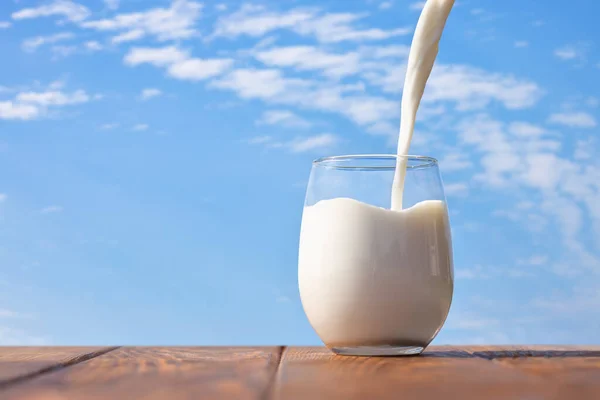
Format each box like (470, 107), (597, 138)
(331, 345), (424, 357)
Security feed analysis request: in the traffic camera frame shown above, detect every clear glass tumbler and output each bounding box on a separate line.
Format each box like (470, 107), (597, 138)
(298, 155), (453, 356)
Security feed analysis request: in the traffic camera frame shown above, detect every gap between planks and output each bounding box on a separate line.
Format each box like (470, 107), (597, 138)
(0, 346), (121, 390)
(263, 345), (287, 400)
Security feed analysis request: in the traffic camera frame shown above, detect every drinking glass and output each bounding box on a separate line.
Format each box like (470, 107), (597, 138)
(298, 155), (453, 356)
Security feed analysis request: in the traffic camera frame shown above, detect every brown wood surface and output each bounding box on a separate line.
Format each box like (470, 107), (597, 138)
(1, 346), (600, 399)
(0, 347), (115, 385)
(2, 347), (283, 400)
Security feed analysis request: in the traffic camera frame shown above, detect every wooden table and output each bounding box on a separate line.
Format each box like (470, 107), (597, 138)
(1, 346), (599, 399)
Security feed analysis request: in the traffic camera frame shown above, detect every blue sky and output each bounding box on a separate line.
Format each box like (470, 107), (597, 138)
(0, 0), (599, 346)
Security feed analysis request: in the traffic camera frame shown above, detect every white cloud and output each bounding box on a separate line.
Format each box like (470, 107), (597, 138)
(439, 153), (473, 172)
(104, 0), (120, 10)
(212, 68), (398, 133)
(133, 124), (149, 131)
(0, 194), (6, 202)
(16, 90), (89, 106)
(0, 101), (40, 120)
(254, 46), (361, 78)
(0, 309), (21, 318)
(211, 68), (311, 100)
(81, 0), (202, 42)
(548, 111), (597, 128)
(213, 5), (315, 38)
(215, 4), (227, 12)
(84, 41), (103, 51)
(379, 2), (393, 10)
(508, 121), (546, 137)
(424, 65), (544, 110)
(514, 41), (529, 48)
(1, 86), (92, 121)
(167, 58), (234, 81)
(100, 123), (119, 130)
(257, 110), (311, 128)
(554, 44), (588, 63)
(125, 46), (233, 81)
(140, 88), (162, 100)
(40, 205), (63, 214)
(52, 45), (78, 58)
(124, 46), (189, 67)
(12, 0), (90, 23)
(445, 182), (469, 197)
(22, 32), (74, 52)
(574, 137), (595, 160)
(247, 133), (338, 153)
(409, 1), (426, 11)
(0, 21), (11, 29)
(554, 46), (578, 60)
(289, 133), (337, 152)
(586, 97), (599, 108)
(111, 29), (145, 44)
(213, 5), (411, 43)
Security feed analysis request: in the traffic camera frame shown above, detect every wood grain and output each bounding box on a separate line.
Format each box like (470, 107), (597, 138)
(0, 347), (116, 385)
(271, 346), (600, 399)
(3, 347), (283, 400)
(3, 346), (600, 400)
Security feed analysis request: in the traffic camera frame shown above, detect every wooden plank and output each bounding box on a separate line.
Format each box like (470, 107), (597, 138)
(459, 345), (600, 399)
(0, 347), (116, 385)
(3, 347), (283, 400)
(271, 346), (572, 399)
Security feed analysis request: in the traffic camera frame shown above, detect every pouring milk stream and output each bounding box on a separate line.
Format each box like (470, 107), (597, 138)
(391, 0), (455, 210)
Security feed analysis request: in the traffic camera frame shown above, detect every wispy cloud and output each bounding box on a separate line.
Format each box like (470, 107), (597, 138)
(12, 0), (90, 23)
(254, 46), (361, 78)
(554, 44), (589, 64)
(133, 123), (149, 131)
(0, 194), (6, 203)
(16, 90), (89, 106)
(514, 41), (529, 48)
(0, 21), (11, 29)
(0, 102), (40, 120)
(40, 205), (63, 214)
(247, 133), (338, 153)
(548, 111), (597, 128)
(82, 0), (202, 42)
(22, 32), (75, 52)
(124, 46), (233, 82)
(100, 123), (119, 130)
(167, 58), (234, 81)
(84, 41), (103, 51)
(124, 46), (188, 67)
(440, 153), (473, 172)
(140, 88), (162, 100)
(379, 2), (393, 10)
(213, 4), (411, 43)
(104, 0), (120, 10)
(289, 134), (337, 152)
(257, 110), (311, 128)
(409, 1), (426, 10)
(445, 182), (469, 197)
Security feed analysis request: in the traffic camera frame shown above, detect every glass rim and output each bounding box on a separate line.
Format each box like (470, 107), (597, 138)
(312, 154), (438, 170)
